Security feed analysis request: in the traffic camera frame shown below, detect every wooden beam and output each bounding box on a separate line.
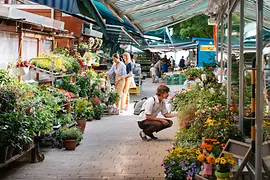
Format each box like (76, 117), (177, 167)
(132, 0), (204, 24)
(144, 10), (207, 32)
(121, 0), (185, 15)
(100, 0), (124, 23)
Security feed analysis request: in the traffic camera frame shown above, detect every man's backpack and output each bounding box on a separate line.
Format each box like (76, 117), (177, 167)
(133, 97), (155, 115)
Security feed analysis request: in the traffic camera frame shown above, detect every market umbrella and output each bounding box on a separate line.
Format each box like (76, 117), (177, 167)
(29, 0), (108, 40)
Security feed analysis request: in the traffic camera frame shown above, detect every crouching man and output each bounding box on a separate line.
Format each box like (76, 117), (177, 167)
(137, 85), (175, 140)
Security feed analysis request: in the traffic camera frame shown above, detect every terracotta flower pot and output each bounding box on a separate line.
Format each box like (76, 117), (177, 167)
(64, 140), (77, 150)
(77, 119), (87, 133)
(64, 103), (71, 112)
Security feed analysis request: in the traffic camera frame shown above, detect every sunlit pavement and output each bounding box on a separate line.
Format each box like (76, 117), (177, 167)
(0, 78), (184, 180)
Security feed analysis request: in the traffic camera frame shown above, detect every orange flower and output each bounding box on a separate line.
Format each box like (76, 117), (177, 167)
(206, 155), (216, 164)
(205, 145), (213, 152)
(208, 67), (214, 71)
(200, 143), (207, 148)
(198, 154), (206, 162)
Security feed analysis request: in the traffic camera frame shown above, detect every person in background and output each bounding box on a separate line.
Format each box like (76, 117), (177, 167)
(161, 59), (168, 74)
(122, 52), (134, 111)
(137, 85), (176, 140)
(106, 53), (127, 113)
(185, 56), (190, 67)
(154, 59), (161, 78)
(169, 56), (174, 72)
(150, 64), (157, 83)
(179, 56), (185, 69)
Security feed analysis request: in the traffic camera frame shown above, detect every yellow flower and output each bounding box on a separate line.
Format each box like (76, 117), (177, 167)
(215, 158), (220, 163)
(196, 150), (201, 155)
(220, 158), (226, 164)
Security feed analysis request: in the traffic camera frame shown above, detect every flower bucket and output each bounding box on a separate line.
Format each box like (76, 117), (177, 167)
(12, 67), (29, 76)
(7, 146), (14, 159)
(203, 163), (213, 176)
(215, 170), (232, 180)
(0, 146), (8, 163)
(77, 119), (87, 133)
(64, 140), (77, 150)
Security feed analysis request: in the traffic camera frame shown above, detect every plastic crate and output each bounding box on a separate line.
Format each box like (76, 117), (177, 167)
(165, 75), (173, 85)
(129, 86), (140, 93)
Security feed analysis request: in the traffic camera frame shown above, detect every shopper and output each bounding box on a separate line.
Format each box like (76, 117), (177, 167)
(179, 56), (185, 69)
(122, 52), (134, 111)
(137, 85), (175, 140)
(150, 64), (158, 83)
(154, 59), (161, 77)
(106, 53), (127, 112)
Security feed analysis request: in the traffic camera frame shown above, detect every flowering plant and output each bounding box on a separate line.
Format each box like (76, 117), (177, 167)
(163, 147), (201, 180)
(215, 152), (237, 173)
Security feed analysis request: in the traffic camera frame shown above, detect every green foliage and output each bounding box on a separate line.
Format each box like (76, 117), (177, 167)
(174, 128), (201, 148)
(60, 127), (83, 141)
(172, 15), (213, 38)
(0, 111), (32, 147)
(76, 74), (91, 97)
(108, 91), (120, 105)
(75, 98), (90, 120)
(0, 69), (16, 85)
(56, 76), (79, 95)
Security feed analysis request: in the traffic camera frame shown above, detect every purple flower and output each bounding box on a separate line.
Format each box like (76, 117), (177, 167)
(168, 173), (173, 179)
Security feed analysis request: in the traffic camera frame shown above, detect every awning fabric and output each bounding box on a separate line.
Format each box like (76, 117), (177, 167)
(29, 0), (109, 39)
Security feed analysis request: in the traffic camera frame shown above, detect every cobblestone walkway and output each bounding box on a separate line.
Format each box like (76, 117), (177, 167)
(0, 79), (182, 180)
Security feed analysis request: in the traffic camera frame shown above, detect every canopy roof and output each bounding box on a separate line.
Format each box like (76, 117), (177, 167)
(97, 0), (270, 34)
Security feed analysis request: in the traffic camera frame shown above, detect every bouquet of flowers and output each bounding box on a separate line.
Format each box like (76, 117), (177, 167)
(215, 152), (237, 173)
(163, 147), (201, 180)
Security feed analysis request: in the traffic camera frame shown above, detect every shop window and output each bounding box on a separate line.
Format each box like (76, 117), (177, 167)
(22, 37), (38, 61)
(0, 32), (19, 69)
(40, 39), (52, 54)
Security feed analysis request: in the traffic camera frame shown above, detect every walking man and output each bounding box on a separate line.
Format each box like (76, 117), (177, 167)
(137, 85), (175, 140)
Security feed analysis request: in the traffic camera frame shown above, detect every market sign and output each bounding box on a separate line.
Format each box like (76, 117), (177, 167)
(200, 45), (216, 51)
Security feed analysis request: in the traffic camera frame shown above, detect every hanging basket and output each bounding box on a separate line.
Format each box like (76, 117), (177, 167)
(12, 67), (29, 76)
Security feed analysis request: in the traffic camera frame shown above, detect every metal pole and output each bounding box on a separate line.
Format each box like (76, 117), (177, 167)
(239, 0), (244, 132)
(255, 0), (263, 179)
(220, 19), (224, 83)
(227, 4), (232, 105)
(251, 58), (256, 153)
(215, 25), (219, 65)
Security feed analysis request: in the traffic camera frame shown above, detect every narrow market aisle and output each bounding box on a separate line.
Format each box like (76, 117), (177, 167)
(0, 79), (182, 180)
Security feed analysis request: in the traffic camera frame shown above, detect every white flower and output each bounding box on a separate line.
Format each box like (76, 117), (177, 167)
(201, 74), (207, 81)
(210, 88), (215, 93)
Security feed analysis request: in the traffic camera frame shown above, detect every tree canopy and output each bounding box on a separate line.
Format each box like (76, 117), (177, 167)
(172, 14), (214, 38)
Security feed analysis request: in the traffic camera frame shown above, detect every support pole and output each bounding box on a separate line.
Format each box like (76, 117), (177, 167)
(255, 0), (263, 179)
(239, 0), (244, 132)
(251, 58), (256, 153)
(220, 19), (224, 83)
(227, 5), (232, 105)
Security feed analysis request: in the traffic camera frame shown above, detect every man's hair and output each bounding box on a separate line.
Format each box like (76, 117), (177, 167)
(112, 53), (119, 59)
(156, 85), (170, 96)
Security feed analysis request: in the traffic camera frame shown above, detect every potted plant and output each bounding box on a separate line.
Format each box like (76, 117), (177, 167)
(90, 97), (104, 120)
(61, 127), (83, 150)
(75, 98), (89, 133)
(215, 152), (237, 179)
